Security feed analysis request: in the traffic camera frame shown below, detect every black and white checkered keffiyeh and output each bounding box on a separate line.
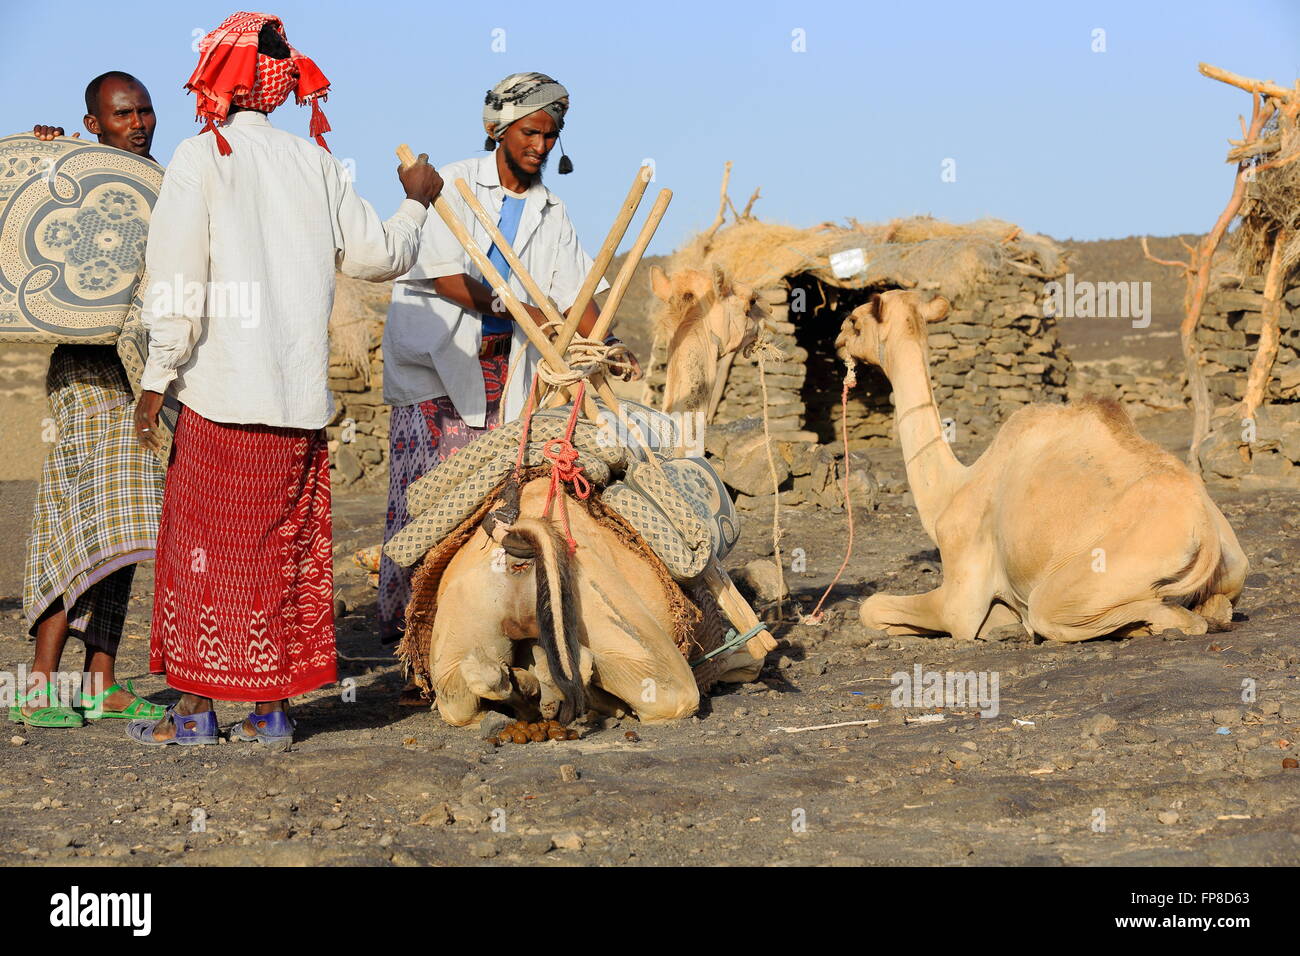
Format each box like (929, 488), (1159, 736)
(483, 72), (569, 142)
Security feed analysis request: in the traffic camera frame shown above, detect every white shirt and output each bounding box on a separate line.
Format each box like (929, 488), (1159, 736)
(383, 152), (608, 426)
(141, 110), (428, 429)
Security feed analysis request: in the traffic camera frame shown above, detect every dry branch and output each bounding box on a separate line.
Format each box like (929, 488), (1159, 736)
(1241, 228), (1290, 424)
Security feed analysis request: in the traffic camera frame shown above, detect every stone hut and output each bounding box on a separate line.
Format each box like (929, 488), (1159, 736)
(644, 216), (1074, 450)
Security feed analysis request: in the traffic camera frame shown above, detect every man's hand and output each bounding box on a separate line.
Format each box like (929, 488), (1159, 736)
(605, 336), (643, 382)
(33, 125), (77, 141)
(397, 153), (443, 208)
(134, 390), (164, 452)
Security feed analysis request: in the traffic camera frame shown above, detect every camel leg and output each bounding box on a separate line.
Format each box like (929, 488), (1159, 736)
(429, 582), (519, 727)
(859, 553), (995, 641)
(860, 589), (950, 635)
(460, 646), (512, 700)
(975, 602), (1026, 639)
(1194, 593), (1233, 630)
(715, 647), (764, 683)
(1031, 596), (1207, 642)
(590, 638), (700, 722)
(1025, 550), (1211, 642)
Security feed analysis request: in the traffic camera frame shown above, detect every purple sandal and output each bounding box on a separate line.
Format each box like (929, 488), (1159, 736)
(230, 710), (295, 746)
(126, 705), (219, 746)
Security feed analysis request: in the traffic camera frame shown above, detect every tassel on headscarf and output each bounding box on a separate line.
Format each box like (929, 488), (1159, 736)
(203, 116), (232, 157)
(557, 135), (572, 174)
(309, 98), (331, 152)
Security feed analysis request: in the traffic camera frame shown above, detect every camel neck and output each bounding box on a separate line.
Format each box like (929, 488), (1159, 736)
(664, 305), (714, 416)
(885, 339), (965, 540)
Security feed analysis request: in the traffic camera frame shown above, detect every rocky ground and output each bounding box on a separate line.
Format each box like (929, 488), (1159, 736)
(0, 408), (1297, 867)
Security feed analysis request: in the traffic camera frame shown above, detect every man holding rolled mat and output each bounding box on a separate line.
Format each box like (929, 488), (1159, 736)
(14, 73), (168, 729)
(377, 72), (639, 649)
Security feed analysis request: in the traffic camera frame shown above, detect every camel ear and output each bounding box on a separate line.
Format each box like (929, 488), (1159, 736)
(867, 292), (884, 322)
(650, 266), (673, 302)
(711, 263), (732, 300)
(921, 295), (950, 323)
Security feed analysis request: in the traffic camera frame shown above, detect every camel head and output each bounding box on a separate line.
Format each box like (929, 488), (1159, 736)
(651, 263), (766, 415)
(835, 289), (949, 373)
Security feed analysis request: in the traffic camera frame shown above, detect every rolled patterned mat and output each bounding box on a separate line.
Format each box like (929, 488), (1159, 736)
(0, 134), (162, 344)
(385, 398), (737, 582)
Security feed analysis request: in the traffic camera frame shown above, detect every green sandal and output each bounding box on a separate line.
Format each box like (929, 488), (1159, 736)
(79, 680), (166, 721)
(9, 686), (85, 729)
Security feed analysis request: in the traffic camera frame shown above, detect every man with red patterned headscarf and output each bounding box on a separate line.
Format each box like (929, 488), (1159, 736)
(129, 12), (442, 747)
(185, 10), (332, 156)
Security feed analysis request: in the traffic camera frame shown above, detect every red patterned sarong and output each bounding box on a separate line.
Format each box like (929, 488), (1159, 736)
(150, 406), (336, 700)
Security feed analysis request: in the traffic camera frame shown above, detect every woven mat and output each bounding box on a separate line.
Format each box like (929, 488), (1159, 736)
(0, 134), (162, 343)
(384, 406), (721, 580)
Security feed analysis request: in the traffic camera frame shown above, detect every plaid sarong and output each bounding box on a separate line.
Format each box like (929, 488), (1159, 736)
(23, 345), (165, 644)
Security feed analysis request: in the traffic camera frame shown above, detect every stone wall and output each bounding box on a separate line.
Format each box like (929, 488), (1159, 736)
(646, 269), (1074, 451)
(1196, 277), (1300, 482)
(326, 277), (391, 488)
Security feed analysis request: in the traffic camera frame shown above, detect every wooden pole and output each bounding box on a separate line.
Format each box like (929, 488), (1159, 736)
(542, 188), (672, 409)
(1242, 228), (1291, 426)
(553, 165), (654, 349)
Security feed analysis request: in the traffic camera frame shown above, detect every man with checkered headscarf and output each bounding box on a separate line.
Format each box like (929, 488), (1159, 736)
(376, 72), (640, 652)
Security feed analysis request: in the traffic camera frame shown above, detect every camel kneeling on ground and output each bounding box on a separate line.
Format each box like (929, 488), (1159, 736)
(834, 289), (1248, 643)
(411, 477), (709, 727)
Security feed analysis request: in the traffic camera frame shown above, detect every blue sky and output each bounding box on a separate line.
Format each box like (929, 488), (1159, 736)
(4, 0), (1297, 254)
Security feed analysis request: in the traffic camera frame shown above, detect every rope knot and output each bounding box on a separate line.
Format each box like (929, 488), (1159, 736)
(541, 437), (591, 500)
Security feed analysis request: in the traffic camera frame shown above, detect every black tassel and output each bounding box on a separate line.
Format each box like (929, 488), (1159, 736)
(484, 134), (497, 151)
(557, 134), (573, 174)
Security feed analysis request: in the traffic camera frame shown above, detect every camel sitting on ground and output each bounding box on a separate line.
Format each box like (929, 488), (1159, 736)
(834, 290), (1247, 642)
(650, 264), (763, 422)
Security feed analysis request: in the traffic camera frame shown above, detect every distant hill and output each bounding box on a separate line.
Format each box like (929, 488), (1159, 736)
(1052, 234), (1202, 362)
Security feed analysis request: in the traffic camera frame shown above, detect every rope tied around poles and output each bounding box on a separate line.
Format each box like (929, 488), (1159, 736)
(533, 319), (637, 390)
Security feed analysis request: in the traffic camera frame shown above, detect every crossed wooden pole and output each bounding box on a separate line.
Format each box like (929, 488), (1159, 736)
(396, 145), (776, 663)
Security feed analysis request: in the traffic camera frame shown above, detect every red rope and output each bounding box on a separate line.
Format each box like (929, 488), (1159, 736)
(806, 371), (856, 623)
(541, 383), (590, 554)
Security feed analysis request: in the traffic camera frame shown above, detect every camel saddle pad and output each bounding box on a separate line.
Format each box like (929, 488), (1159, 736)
(603, 455), (736, 580)
(0, 134), (162, 344)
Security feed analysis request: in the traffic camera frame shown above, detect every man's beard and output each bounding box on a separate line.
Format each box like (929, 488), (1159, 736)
(503, 145), (547, 186)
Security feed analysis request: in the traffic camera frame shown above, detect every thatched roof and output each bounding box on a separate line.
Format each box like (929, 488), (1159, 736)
(669, 215), (1066, 298)
(1236, 114), (1300, 277)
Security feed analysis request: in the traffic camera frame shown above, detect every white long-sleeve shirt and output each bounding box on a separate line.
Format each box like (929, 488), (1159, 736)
(141, 110), (427, 429)
(383, 152), (608, 426)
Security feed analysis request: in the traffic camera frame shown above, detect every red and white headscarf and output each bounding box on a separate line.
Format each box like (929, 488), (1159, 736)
(186, 11), (331, 156)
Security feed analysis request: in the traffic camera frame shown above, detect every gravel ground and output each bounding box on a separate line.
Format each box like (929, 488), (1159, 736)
(1, 410), (1297, 866)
